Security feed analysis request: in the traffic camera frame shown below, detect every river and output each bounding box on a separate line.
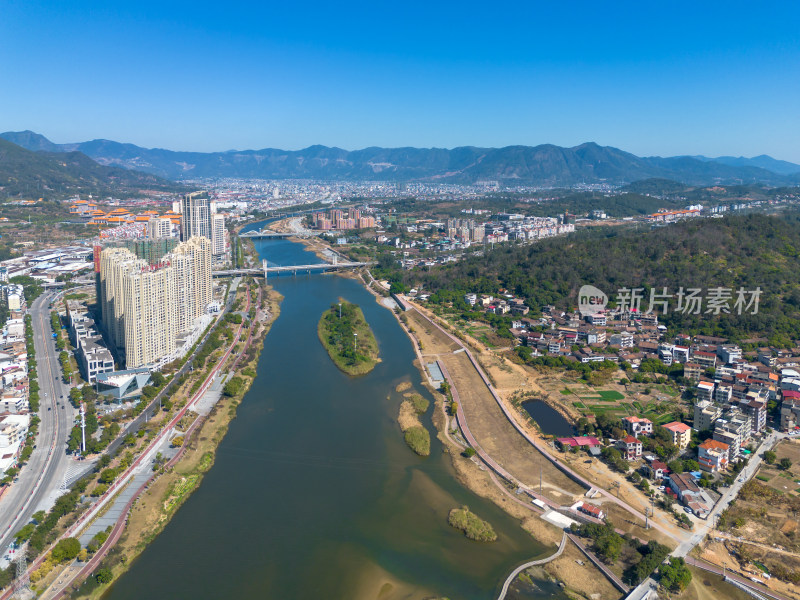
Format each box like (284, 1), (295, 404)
(101, 232), (567, 600)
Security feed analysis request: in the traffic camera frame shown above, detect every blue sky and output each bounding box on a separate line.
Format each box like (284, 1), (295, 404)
(1, 1), (799, 161)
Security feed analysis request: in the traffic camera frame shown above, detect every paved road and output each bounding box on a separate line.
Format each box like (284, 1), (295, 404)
(673, 429), (782, 558)
(104, 277), (241, 458)
(625, 430), (784, 599)
(685, 556), (791, 600)
(0, 292), (75, 553)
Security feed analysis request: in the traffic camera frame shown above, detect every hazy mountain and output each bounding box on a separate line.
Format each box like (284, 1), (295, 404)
(692, 154), (800, 176)
(0, 138), (185, 199)
(2, 130), (798, 187)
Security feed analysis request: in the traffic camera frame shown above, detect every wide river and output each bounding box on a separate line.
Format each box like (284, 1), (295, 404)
(102, 231), (566, 600)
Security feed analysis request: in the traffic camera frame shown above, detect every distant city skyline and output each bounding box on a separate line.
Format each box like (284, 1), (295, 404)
(2, 1), (799, 161)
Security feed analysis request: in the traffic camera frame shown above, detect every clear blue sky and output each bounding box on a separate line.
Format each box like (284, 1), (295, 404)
(2, 0), (799, 161)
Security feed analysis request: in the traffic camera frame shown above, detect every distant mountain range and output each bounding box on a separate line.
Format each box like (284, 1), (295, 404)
(691, 154), (800, 176)
(2, 130), (799, 187)
(0, 137), (184, 199)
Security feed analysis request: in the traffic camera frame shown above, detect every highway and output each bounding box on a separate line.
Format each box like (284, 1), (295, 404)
(0, 292), (75, 554)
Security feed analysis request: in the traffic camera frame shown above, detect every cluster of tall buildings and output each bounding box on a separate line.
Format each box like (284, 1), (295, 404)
(99, 236), (212, 369)
(97, 191), (223, 370)
(180, 191), (227, 259)
(311, 208), (375, 231)
(446, 218), (485, 243)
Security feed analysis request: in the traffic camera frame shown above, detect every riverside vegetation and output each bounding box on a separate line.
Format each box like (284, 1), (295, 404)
(51, 282), (282, 599)
(396, 390), (431, 456)
(317, 299), (379, 376)
(448, 506), (498, 542)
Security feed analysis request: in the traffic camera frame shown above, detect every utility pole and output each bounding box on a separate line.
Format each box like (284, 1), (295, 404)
(80, 402), (86, 454)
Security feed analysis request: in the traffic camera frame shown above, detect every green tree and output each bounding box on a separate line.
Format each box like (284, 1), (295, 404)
(99, 468), (118, 484)
(51, 537), (81, 562)
(659, 557), (692, 591)
(780, 457), (793, 471)
(14, 523), (35, 544)
(95, 568), (113, 584)
(764, 450), (777, 465)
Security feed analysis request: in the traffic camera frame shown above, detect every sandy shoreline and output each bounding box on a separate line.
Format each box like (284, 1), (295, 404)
(353, 273), (618, 599)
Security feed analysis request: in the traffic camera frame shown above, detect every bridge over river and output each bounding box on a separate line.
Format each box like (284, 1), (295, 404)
(239, 228), (320, 239)
(214, 258), (373, 278)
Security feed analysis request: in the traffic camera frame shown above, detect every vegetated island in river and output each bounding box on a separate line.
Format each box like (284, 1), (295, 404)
(397, 391), (430, 456)
(448, 506), (498, 542)
(317, 299), (379, 376)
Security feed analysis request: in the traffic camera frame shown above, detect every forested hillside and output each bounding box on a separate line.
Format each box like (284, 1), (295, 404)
(0, 138), (184, 199)
(385, 214), (800, 346)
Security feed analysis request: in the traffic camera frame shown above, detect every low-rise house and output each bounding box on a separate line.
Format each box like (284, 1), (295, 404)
(692, 350), (718, 369)
(620, 435), (642, 460)
(780, 391), (800, 430)
(667, 472), (711, 517)
(696, 381), (715, 403)
(713, 410), (751, 458)
(622, 416), (653, 438)
(739, 393), (767, 434)
(694, 400), (721, 431)
(77, 336), (115, 383)
(662, 422), (692, 449)
(609, 332), (634, 348)
(578, 502), (605, 520)
(714, 384), (733, 404)
(586, 313), (606, 326)
(698, 439), (730, 473)
(672, 346), (690, 363)
(642, 459), (669, 480)
(556, 436), (602, 454)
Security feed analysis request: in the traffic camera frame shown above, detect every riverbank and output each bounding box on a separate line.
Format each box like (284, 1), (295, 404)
(356, 281), (622, 599)
(268, 217), (335, 262)
(67, 285), (283, 599)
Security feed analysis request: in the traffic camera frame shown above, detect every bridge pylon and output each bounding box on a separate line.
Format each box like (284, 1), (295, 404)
(262, 258), (268, 280)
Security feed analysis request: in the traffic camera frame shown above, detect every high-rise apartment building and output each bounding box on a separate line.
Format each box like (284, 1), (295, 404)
(211, 213), (226, 258)
(180, 191), (212, 241)
(99, 236), (212, 369)
(148, 216), (174, 239)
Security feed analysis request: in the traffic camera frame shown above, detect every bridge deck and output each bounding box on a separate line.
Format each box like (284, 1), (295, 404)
(213, 261), (372, 277)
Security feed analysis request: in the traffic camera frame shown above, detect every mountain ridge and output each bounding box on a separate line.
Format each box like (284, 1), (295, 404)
(0, 138), (186, 199)
(2, 130), (798, 187)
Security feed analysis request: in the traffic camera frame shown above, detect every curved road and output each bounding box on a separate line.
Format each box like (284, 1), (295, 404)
(0, 292), (75, 553)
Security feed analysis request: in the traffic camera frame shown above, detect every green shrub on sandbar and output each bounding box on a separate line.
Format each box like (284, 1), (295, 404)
(404, 426), (430, 456)
(448, 506), (497, 542)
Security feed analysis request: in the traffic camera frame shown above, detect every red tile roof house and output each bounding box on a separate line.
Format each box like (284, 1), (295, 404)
(578, 502), (605, 520)
(622, 416), (653, 437)
(620, 435), (642, 460)
(642, 460), (669, 480)
(556, 436), (602, 453)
